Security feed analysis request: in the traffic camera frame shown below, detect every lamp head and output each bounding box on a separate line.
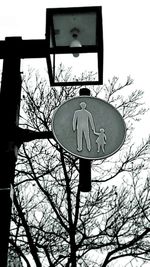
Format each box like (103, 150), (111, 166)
(46, 6), (103, 86)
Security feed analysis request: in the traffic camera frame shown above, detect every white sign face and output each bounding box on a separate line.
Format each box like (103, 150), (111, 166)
(52, 96), (126, 160)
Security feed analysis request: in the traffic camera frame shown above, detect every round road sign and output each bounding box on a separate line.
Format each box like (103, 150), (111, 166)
(52, 96), (126, 160)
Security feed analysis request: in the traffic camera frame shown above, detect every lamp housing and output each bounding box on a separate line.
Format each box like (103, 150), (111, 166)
(46, 6), (103, 86)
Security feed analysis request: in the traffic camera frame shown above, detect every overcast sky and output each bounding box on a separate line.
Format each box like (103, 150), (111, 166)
(1, 2), (149, 266)
(0, 0), (150, 140)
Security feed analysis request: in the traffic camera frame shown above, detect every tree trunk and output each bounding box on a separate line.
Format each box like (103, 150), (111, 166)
(70, 230), (77, 267)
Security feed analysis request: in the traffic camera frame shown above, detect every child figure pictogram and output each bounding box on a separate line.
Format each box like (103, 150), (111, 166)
(94, 128), (107, 153)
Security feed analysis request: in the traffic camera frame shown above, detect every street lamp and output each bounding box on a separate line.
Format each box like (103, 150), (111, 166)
(0, 6), (103, 266)
(45, 6), (103, 191)
(46, 6), (103, 86)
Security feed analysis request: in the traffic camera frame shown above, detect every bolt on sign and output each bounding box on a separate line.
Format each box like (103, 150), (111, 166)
(52, 96), (126, 160)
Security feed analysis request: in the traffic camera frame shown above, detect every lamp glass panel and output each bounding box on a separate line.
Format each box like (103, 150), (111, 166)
(49, 26), (54, 48)
(52, 53), (98, 83)
(53, 12), (97, 47)
(50, 54), (55, 74)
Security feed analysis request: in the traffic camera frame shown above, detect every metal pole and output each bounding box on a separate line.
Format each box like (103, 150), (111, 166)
(0, 37), (22, 266)
(79, 88), (91, 192)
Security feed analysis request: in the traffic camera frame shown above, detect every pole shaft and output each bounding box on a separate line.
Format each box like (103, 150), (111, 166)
(0, 37), (22, 266)
(79, 88), (92, 192)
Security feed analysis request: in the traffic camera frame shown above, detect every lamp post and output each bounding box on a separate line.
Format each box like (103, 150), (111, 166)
(0, 6), (103, 266)
(0, 37), (22, 267)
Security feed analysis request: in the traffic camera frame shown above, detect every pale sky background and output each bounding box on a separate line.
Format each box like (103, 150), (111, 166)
(1, 1), (150, 266)
(0, 0), (150, 141)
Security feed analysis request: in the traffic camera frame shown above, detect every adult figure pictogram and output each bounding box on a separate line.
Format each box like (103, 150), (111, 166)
(73, 102), (95, 151)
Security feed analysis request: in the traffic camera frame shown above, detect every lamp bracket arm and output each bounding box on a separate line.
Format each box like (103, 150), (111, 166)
(15, 127), (54, 146)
